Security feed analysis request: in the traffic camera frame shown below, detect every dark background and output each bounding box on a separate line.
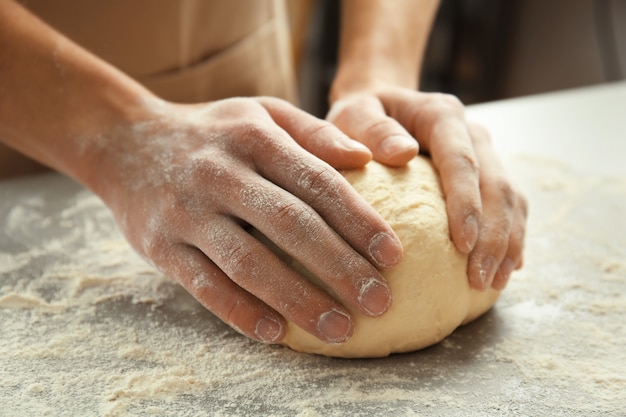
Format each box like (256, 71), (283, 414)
(296, 0), (626, 117)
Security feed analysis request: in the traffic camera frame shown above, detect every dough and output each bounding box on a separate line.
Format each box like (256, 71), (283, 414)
(280, 156), (500, 358)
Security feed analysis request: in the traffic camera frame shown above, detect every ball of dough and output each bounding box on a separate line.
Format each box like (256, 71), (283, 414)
(280, 156), (500, 358)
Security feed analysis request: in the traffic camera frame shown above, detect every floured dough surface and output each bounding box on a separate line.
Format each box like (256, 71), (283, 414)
(281, 156), (500, 358)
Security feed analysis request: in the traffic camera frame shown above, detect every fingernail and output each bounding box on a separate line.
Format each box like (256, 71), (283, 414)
(479, 256), (497, 289)
(369, 232), (403, 269)
(377, 135), (415, 159)
(461, 214), (479, 253)
(318, 309), (352, 344)
(255, 317), (283, 343)
(358, 278), (392, 316)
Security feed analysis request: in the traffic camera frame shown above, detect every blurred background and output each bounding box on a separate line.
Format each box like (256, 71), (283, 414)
(292, 0), (626, 117)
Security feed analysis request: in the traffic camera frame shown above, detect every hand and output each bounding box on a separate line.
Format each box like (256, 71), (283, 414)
(92, 96), (404, 345)
(465, 122), (528, 290)
(327, 87), (528, 290)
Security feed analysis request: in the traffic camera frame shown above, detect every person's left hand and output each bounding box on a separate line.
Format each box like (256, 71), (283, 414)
(327, 87), (528, 291)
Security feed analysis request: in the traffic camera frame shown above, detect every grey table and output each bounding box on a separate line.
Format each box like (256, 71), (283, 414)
(1, 83), (625, 416)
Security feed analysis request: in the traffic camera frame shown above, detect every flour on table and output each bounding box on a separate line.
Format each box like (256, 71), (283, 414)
(1, 156), (625, 416)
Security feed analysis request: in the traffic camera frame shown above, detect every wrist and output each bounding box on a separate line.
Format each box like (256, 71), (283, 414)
(0, 1), (162, 192)
(330, 0), (439, 104)
(78, 89), (168, 200)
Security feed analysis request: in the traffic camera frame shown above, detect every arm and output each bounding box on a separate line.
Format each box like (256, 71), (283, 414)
(0, 0), (404, 344)
(331, 0), (438, 98)
(0, 0), (149, 186)
(329, 0), (528, 290)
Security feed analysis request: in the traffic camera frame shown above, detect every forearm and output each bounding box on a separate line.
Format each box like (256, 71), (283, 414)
(0, 0), (153, 187)
(331, 0), (439, 101)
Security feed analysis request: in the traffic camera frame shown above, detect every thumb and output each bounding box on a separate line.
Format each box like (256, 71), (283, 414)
(327, 95), (418, 167)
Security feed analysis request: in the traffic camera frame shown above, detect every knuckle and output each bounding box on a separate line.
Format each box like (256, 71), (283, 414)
(486, 225), (512, 252)
(468, 122), (492, 144)
(136, 207), (178, 261)
(222, 121), (284, 158)
(510, 226), (526, 251)
(255, 95), (279, 106)
(223, 242), (262, 279)
(209, 97), (260, 119)
(363, 117), (397, 140)
(460, 151), (481, 175)
(223, 299), (249, 334)
(441, 150), (480, 177)
(239, 122), (273, 144)
(517, 193), (530, 218)
(307, 121), (337, 140)
(141, 230), (168, 261)
(495, 225), (513, 246)
(296, 165), (338, 203)
(510, 217), (527, 248)
(478, 214), (513, 253)
(428, 92), (464, 114)
(271, 200), (317, 234)
(188, 156), (229, 184)
(492, 178), (516, 210)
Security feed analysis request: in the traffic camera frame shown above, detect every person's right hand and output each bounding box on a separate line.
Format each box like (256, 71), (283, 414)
(91, 96), (404, 345)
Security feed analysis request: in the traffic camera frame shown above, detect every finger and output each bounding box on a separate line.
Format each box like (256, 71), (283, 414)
(467, 124), (517, 290)
(423, 107), (482, 255)
(246, 125), (403, 273)
(229, 173), (394, 318)
(492, 192), (528, 290)
(189, 218), (356, 344)
(467, 201), (514, 291)
(380, 92), (483, 253)
(326, 95), (418, 166)
(155, 243), (288, 344)
(258, 97), (372, 169)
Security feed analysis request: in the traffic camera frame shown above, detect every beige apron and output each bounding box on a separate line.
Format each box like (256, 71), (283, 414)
(1, 0), (301, 177)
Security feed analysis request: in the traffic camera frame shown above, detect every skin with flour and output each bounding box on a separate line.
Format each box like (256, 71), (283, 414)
(0, 0), (527, 348)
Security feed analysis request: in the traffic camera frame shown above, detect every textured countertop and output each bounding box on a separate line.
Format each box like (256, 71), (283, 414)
(1, 82), (625, 416)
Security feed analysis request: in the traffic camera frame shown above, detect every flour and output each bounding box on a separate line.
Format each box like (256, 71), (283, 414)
(1, 155), (625, 416)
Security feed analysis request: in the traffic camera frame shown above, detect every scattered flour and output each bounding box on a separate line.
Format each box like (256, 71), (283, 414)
(1, 155), (625, 416)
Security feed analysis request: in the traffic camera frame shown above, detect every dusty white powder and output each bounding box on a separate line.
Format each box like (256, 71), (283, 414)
(1, 155), (625, 416)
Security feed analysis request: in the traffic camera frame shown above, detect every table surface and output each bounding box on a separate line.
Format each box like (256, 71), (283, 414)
(1, 82), (625, 416)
